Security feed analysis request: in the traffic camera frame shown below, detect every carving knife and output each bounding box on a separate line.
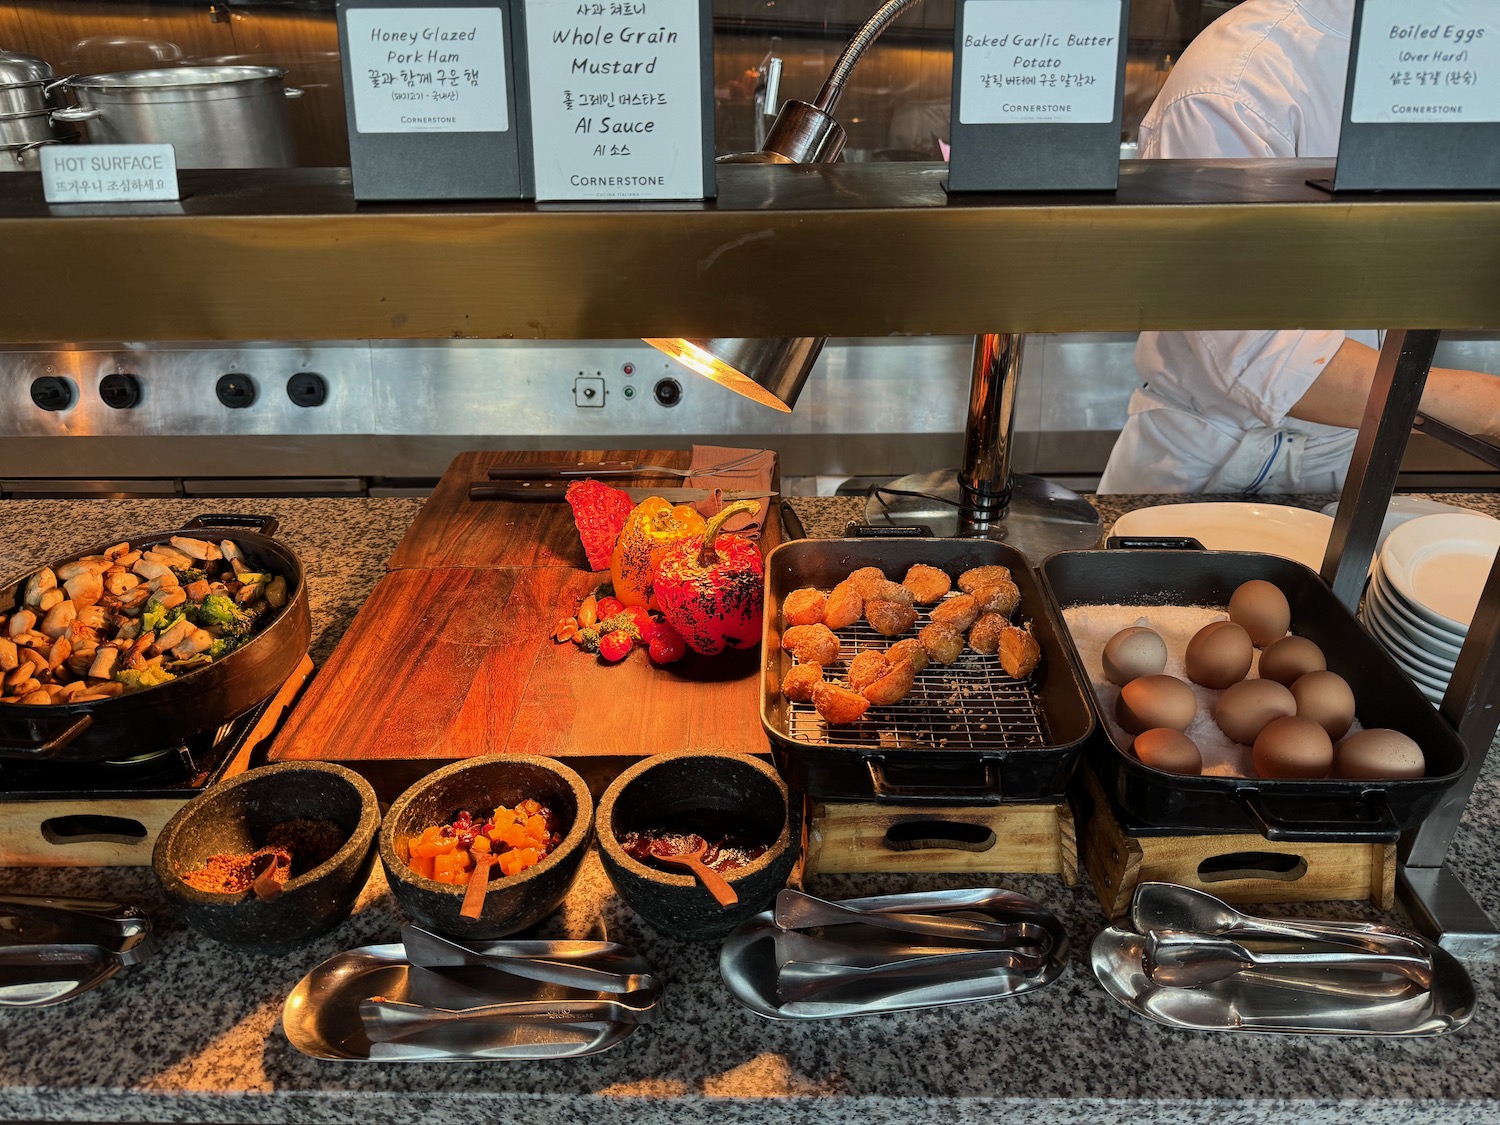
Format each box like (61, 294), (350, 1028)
(469, 481), (774, 503)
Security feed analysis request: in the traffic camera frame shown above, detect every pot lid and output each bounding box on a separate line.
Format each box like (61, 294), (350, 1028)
(0, 49), (54, 85)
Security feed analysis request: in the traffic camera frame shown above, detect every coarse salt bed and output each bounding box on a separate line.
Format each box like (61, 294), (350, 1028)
(1061, 603), (1362, 779)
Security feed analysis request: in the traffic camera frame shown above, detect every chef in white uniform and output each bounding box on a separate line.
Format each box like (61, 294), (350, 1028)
(1099, 0), (1500, 493)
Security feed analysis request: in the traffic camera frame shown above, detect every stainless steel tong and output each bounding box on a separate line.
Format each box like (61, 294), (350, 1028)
(0, 894), (156, 1007)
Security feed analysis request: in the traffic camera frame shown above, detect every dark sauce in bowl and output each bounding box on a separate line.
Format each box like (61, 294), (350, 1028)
(620, 818), (771, 874)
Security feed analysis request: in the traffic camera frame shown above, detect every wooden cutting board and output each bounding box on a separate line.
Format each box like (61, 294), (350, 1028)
(270, 450), (780, 793)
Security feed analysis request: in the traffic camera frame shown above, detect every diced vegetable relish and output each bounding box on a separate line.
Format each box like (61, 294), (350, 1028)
(406, 798), (560, 883)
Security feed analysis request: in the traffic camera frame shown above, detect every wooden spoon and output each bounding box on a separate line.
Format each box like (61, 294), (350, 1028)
(251, 853), (287, 902)
(460, 852), (498, 920)
(649, 836), (738, 907)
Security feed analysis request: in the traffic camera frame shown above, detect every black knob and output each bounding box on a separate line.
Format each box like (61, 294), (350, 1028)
(653, 377), (683, 407)
(99, 373), (142, 410)
(286, 371), (327, 408)
(30, 376), (75, 412)
(215, 373), (257, 409)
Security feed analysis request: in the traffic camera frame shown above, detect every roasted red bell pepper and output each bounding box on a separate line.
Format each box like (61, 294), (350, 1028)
(652, 500), (764, 655)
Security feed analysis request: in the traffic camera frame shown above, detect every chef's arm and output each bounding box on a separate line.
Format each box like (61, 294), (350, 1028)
(1287, 339), (1500, 440)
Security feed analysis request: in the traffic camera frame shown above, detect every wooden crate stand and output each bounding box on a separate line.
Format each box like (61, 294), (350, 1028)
(1076, 767), (1397, 918)
(802, 797), (1077, 882)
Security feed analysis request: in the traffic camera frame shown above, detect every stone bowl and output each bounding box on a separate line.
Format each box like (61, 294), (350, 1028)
(379, 755), (593, 940)
(597, 750), (798, 942)
(153, 761), (380, 954)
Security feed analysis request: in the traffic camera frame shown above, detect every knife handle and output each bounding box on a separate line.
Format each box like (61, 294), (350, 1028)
(470, 481), (568, 502)
(486, 462), (639, 480)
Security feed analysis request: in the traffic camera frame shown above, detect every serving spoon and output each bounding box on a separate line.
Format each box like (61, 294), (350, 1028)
(648, 837), (737, 907)
(1143, 930), (1435, 989)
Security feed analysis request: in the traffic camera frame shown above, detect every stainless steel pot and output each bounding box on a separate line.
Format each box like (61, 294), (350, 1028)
(0, 107), (66, 147)
(0, 79), (63, 116)
(0, 133), (79, 173)
(0, 49), (53, 84)
(53, 65), (302, 168)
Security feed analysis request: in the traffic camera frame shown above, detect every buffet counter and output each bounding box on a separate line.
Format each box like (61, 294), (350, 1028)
(1, 493), (1499, 1125)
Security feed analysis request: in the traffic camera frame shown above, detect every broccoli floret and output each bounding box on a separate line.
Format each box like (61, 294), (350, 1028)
(191, 593), (253, 638)
(207, 636), (240, 660)
(140, 600), (186, 635)
(113, 665), (177, 693)
(171, 566), (207, 585)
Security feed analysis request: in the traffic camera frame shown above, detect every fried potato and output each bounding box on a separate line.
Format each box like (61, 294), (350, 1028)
(919, 622), (965, 665)
(862, 578), (915, 606)
(863, 657), (917, 706)
(823, 580), (864, 630)
(812, 680), (870, 725)
(968, 612), (1007, 655)
(958, 565), (1012, 594)
(847, 567), (888, 597)
(865, 599), (918, 637)
(972, 579), (1021, 619)
(846, 649), (889, 694)
(782, 623), (841, 665)
(783, 587), (828, 627)
(998, 623), (1041, 679)
(930, 593), (979, 632)
(901, 564), (951, 605)
(780, 662), (825, 702)
(887, 637), (930, 674)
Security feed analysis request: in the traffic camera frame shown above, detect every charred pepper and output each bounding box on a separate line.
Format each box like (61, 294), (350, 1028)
(608, 497), (707, 608)
(652, 500), (764, 656)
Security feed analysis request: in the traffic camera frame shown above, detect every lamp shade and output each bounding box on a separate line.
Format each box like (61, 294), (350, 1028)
(643, 336), (824, 412)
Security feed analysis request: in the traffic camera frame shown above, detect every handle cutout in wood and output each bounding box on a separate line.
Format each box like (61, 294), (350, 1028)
(1197, 851), (1308, 884)
(884, 820), (996, 853)
(41, 815), (148, 846)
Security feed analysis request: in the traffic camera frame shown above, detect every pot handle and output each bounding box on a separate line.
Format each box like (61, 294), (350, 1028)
(284, 86), (304, 99)
(1236, 787), (1401, 843)
(866, 758), (1003, 805)
(181, 513), (280, 537)
(50, 106), (103, 123)
(0, 714), (92, 759)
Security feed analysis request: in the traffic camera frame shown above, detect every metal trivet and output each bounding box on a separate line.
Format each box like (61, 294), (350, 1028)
(785, 609), (1050, 752)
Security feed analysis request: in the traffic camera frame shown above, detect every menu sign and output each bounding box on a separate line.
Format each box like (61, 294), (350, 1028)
(40, 144), (179, 204)
(1350, 0), (1500, 124)
(345, 6), (509, 133)
(524, 0), (711, 200)
(957, 0), (1123, 124)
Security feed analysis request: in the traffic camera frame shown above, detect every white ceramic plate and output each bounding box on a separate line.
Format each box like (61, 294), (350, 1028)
(1111, 503), (1333, 572)
(1368, 570), (1465, 658)
(1320, 496), (1476, 555)
(1361, 610), (1451, 694)
(1380, 513), (1500, 632)
(1361, 600), (1454, 682)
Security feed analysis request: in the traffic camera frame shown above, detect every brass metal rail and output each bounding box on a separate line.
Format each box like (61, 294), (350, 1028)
(1, 159), (1498, 344)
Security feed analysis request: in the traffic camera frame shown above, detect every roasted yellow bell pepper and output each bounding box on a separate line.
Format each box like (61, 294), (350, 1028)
(609, 497), (707, 608)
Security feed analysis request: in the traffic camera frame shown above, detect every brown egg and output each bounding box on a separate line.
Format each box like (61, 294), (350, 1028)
(1184, 620), (1253, 690)
(1257, 635), (1327, 687)
(1102, 626), (1168, 687)
(1213, 678), (1297, 745)
(1290, 670), (1357, 741)
(1252, 715), (1334, 779)
(1116, 674), (1198, 735)
(1228, 580), (1291, 648)
(1335, 728), (1426, 780)
(1133, 728), (1203, 775)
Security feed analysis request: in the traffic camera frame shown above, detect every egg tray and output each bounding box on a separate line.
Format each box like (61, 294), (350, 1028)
(760, 538), (1095, 806)
(1038, 545), (1469, 844)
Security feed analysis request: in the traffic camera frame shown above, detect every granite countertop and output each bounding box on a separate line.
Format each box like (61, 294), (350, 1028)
(2, 493), (1499, 1124)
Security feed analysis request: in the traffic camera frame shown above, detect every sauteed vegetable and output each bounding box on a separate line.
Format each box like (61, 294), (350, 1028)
(0, 534), (287, 705)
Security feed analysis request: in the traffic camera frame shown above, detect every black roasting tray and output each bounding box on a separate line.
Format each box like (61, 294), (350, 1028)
(1037, 545), (1469, 843)
(760, 538), (1094, 805)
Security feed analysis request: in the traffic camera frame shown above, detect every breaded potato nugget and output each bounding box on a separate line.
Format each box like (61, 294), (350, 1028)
(930, 593), (979, 632)
(887, 637), (930, 673)
(865, 599), (919, 637)
(783, 587), (827, 627)
(862, 578), (914, 606)
(846, 649), (888, 693)
(972, 579), (1021, 618)
(901, 564), (951, 605)
(782, 623), (840, 665)
(847, 567), (888, 597)
(998, 623), (1041, 679)
(958, 565), (1012, 594)
(968, 612), (1007, 655)
(780, 662), (825, 702)
(919, 622), (965, 665)
(863, 657), (917, 706)
(812, 680), (870, 725)
(823, 580), (864, 630)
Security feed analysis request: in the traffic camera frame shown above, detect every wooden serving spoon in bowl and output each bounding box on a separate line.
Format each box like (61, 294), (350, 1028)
(460, 851), (498, 920)
(649, 836), (738, 907)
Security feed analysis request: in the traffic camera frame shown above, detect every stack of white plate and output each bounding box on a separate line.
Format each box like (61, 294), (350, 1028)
(1360, 513), (1500, 706)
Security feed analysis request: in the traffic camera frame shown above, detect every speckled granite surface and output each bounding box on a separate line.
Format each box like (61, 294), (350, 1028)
(2, 494), (1499, 1124)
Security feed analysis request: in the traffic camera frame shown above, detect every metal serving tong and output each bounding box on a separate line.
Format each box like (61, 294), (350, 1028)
(400, 925), (658, 996)
(0, 893), (157, 1007)
(774, 889), (1053, 954)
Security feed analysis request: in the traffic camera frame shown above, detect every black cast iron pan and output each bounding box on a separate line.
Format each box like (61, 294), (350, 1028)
(0, 514), (310, 762)
(1038, 540), (1469, 843)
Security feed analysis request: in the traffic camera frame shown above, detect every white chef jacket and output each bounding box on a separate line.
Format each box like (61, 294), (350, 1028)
(1098, 0), (1380, 494)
